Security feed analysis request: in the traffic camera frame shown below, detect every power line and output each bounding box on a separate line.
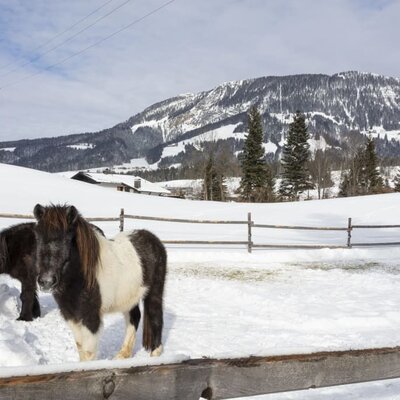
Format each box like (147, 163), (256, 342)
(0, 0), (133, 79)
(0, 0), (116, 72)
(0, 0), (176, 91)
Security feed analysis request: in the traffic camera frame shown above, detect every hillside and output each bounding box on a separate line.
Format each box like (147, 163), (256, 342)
(1, 162), (400, 254)
(2, 164), (400, 400)
(1, 71), (400, 172)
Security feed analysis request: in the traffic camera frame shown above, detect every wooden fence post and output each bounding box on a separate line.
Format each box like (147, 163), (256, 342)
(248, 212), (252, 253)
(119, 208), (125, 232)
(347, 217), (352, 248)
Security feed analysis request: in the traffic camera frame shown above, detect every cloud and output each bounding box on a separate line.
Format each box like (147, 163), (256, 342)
(0, 0), (399, 141)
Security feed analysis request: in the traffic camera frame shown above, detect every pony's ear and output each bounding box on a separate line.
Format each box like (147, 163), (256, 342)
(66, 205), (79, 225)
(33, 204), (45, 221)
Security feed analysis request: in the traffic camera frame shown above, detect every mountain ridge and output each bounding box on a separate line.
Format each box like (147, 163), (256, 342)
(1, 70), (400, 172)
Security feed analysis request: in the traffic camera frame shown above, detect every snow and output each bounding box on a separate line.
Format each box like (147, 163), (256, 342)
(308, 136), (329, 153)
(66, 143), (95, 150)
(0, 147), (16, 152)
(75, 172), (170, 195)
(2, 163), (400, 398)
(263, 141), (277, 154)
(363, 125), (400, 142)
(160, 124), (246, 160)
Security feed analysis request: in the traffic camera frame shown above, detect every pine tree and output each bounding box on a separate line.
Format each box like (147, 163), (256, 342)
(363, 136), (383, 194)
(239, 106), (275, 202)
(394, 169), (400, 192)
(203, 155), (227, 201)
(339, 136), (383, 197)
(309, 149), (334, 199)
(338, 172), (351, 197)
(279, 111), (313, 200)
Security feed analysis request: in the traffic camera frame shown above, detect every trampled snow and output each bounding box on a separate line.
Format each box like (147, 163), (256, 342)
(1, 163), (400, 399)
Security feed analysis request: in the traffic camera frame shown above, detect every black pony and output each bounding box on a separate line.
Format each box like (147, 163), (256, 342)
(0, 223), (40, 321)
(34, 204), (167, 361)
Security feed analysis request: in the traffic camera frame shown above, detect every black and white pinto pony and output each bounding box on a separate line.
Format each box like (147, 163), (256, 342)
(0, 223), (41, 321)
(33, 204), (167, 361)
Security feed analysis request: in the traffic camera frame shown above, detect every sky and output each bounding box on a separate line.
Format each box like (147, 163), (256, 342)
(0, 0), (399, 141)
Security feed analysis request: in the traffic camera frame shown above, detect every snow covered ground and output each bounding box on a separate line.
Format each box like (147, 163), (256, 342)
(1, 163), (400, 399)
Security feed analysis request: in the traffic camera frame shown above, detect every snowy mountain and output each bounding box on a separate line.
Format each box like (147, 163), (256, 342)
(1, 71), (400, 172)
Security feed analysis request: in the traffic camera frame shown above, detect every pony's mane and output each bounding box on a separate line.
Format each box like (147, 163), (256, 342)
(40, 205), (100, 289)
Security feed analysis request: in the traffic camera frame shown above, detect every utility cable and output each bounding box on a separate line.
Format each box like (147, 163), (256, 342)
(0, 0), (116, 72)
(0, 0), (133, 79)
(0, 0), (176, 91)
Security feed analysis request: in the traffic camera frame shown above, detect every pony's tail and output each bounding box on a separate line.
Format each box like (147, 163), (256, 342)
(142, 310), (152, 351)
(142, 288), (164, 352)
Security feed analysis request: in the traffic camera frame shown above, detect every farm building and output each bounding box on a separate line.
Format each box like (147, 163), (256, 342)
(70, 172), (170, 196)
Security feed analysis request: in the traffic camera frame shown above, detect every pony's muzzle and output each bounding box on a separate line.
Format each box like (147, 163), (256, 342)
(38, 273), (58, 291)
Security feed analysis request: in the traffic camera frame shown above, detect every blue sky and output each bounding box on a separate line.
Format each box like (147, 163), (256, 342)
(0, 0), (399, 141)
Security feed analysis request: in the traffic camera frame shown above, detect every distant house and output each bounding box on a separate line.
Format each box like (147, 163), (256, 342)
(71, 172), (170, 197)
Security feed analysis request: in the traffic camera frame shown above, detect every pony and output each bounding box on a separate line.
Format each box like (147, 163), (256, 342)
(0, 223), (41, 321)
(33, 204), (167, 361)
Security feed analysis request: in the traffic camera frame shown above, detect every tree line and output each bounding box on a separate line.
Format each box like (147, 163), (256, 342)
(204, 106), (400, 202)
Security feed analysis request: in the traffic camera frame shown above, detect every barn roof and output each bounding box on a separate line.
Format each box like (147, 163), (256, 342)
(71, 172), (170, 195)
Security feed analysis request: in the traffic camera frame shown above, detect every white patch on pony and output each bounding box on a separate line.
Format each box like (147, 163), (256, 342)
(95, 232), (148, 314)
(114, 312), (137, 359)
(150, 345), (163, 357)
(68, 320), (100, 361)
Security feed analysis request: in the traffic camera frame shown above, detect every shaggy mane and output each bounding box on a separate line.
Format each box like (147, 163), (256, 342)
(40, 205), (100, 289)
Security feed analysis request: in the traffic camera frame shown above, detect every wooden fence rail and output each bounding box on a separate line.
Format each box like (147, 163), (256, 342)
(1, 210), (399, 253)
(1, 347), (400, 399)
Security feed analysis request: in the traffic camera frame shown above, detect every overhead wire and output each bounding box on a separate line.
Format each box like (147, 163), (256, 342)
(0, 0), (133, 79)
(0, 0), (117, 72)
(0, 0), (176, 91)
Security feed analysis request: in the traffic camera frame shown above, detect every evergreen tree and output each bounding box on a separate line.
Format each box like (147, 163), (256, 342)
(339, 147), (366, 197)
(338, 172), (351, 197)
(239, 106), (275, 202)
(339, 136), (383, 197)
(309, 149), (334, 199)
(394, 169), (400, 192)
(203, 155), (227, 201)
(279, 111), (313, 200)
(364, 136), (383, 193)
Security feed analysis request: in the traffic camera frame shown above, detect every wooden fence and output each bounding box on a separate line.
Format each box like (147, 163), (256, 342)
(2, 347), (400, 399)
(1, 210), (400, 253)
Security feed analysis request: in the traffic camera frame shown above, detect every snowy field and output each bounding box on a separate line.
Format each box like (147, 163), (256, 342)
(1, 163), (400, 399)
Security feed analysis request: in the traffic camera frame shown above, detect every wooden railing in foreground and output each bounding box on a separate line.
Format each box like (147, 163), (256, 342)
(1, 210), (400, 253)
(1, 347), (400, 399)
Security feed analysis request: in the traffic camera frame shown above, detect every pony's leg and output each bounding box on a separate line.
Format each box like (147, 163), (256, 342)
(32, 291), (41, 319)
(143, 291), (163, 357)
(67, 321), (84, 360)
(68, 321), (100, 361)
(17, 282), (36, 321)
(115, 305), (141, 359)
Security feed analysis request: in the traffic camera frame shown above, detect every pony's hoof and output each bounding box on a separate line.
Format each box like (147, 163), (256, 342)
(150, 345), (163, 357)
(114, 351), (131, 360)
(17, 314), (33, 322)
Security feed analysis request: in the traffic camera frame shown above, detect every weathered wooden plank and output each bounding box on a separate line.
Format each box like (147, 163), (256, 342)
(0, 214), (34, 220)
(0, 214), (119, 222)
(352, 224), (400, 229)
(86, 217), (120, 222)
(253, 223), (347, 231)
(163, 240), (248, 245)
(352, 242), (400, 247)
(252, 244), (348, 249)
(2, 348), (400, 400)
(124, 214), (248, 225)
